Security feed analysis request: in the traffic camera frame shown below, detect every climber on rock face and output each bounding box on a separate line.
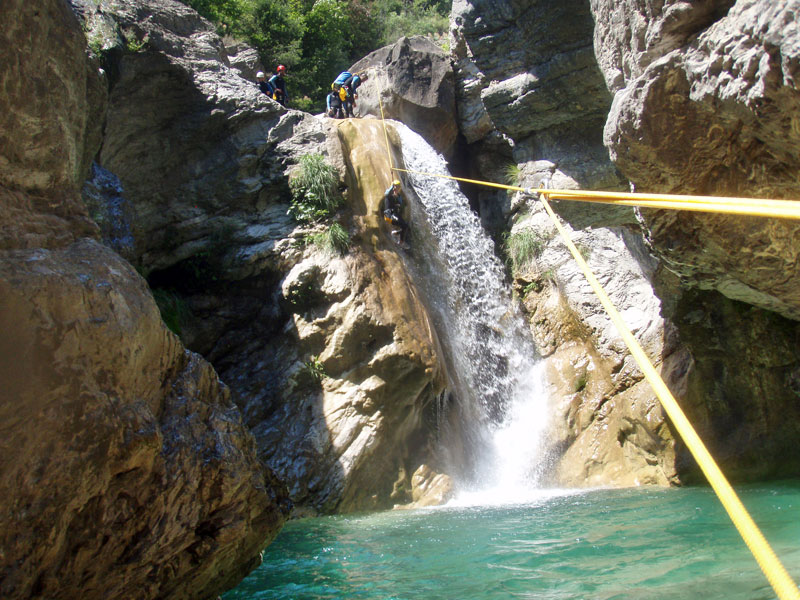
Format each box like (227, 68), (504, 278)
(269, 65), (289, 107)
(383, 179), (409, 245)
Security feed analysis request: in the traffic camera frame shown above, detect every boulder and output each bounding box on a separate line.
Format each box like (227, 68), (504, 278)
(0, 1), (289, 598)
(409, 465), (455, 507)
(0, 0), (106, 193)
(350, 36), (458, 159)
(0, 239), (288, 600)
(596, 0), (800, 321)
(449, 0), (630, 230)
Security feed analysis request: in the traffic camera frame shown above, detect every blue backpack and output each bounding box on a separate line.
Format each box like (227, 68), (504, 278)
(332, 71), (352, 91)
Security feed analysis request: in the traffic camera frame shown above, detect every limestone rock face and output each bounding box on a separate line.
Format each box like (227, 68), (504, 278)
(0, 0), (106, 193)
(452, 0), (800, 489)
(74, 0), (446, 515)
(1, 2), (289, 598)
(511, 203), (679, 487)
(450, 0), (630, 232)
(75, 0), (305, 275)
(224, 119), (446, 514)
(350, 36), (458, 158)
(596, 0), (800, 319)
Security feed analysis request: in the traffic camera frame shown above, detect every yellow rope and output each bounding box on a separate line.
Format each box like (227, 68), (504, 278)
(378, 95), (394, 172)
(379, 98), (800, 598)
(539, 193), (800, 600)
(391, 167), (800, 221)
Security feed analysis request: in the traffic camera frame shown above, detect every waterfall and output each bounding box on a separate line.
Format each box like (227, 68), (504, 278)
(396, 125), (551, 501)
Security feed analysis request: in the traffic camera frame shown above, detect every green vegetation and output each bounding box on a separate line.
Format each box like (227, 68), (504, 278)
(574, 242), (591, 262)
(286, 279), (318, 309)
(152, 288), (191, 335)
(503, 163), (522, 187)
(302, 355), (326, 381)
(288, 153), (342, 222)
(179, 0), (451, 111)
(305, 222), (351, 255)
(503, 229), (547, 275)
(292, 354), (327, 390)
(122, 28), (149, 52)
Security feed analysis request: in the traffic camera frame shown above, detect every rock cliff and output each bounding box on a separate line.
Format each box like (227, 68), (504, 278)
(74, 0), (445, 516)
(449, 0), (800, 485)
(0, 1), (289, 599)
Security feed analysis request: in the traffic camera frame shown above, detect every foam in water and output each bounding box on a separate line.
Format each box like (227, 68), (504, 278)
(395, 124), (551, 499)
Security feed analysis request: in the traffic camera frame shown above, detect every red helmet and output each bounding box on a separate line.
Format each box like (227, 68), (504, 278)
(277, 65), (286, 74)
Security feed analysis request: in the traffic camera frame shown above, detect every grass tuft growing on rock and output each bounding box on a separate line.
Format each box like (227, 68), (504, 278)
(152, 288), (191, 336)
(304, 222), (351, 255)
(503, 229), (546, 275)
(289, 153), (342, 223)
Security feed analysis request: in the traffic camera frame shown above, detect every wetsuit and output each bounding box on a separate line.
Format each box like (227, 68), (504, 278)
(326, 91), (344, 118)
(341, 74), (362, 117)
(257, 79), (274, 97)
(383, 186), (408, 242)
(268, 74), (289, 106)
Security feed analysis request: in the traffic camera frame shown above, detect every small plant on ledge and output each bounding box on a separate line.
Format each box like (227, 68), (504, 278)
(288, 153), (342, 223)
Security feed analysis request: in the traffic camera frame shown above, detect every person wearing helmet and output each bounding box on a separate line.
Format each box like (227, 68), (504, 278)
(256, 71), (274, 97)
(326, 88), (345, 118)
(343, 73), (368, 117)
(269, 65), (289, 107)
(383, 178), (408, 245)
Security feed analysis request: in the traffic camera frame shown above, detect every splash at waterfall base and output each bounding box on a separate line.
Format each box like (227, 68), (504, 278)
(305, 116), (684, 509)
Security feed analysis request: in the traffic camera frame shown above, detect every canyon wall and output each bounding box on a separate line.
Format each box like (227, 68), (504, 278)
(448, 0), (800, 484)
(76, 0), (446, 515)
(0, 1), (289, 599)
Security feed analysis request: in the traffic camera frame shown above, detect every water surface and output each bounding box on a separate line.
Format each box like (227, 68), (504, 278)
(225, 482), (800, 599)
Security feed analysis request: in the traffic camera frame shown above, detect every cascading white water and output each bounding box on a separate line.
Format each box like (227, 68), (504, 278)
(396, 125), (551, 501)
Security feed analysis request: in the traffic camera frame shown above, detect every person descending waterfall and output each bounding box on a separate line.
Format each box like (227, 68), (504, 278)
(269, 65), (289, 106)
(383, 179), (409, 246)
(256, 71), (274, 97)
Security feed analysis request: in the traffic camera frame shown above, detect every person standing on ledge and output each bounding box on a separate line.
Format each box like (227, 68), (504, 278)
(269, 65), (289, 107)
(256, 71), (274, 97)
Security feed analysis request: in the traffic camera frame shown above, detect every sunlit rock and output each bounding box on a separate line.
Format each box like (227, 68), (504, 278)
(350, 36), (458, 159)
(0, 1), (289, 598)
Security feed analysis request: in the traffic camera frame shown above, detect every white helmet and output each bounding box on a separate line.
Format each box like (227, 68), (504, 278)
(256, 71), (265, 79)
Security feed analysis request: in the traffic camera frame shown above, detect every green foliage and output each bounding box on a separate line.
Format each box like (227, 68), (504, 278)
(302, 355), (326, 381)
(503, 229), (546, 274)
(574, 242), (592, 261)
(522, 281), (539, 296)
(152, 288), (191, 336)
(574, 372), (588, 393)
(293, 354), (327, 390)
(122, 28), (149, 53)
(305, 222), (351, 255)
(380, 1), (449, 45)
(288, 153), (342, 222)
(178, 0), (450, 113)
(503, 163), (522, 186)
(286, 280), (317, 309)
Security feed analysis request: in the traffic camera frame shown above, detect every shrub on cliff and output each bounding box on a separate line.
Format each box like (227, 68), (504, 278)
(288, 153), (342, 222)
